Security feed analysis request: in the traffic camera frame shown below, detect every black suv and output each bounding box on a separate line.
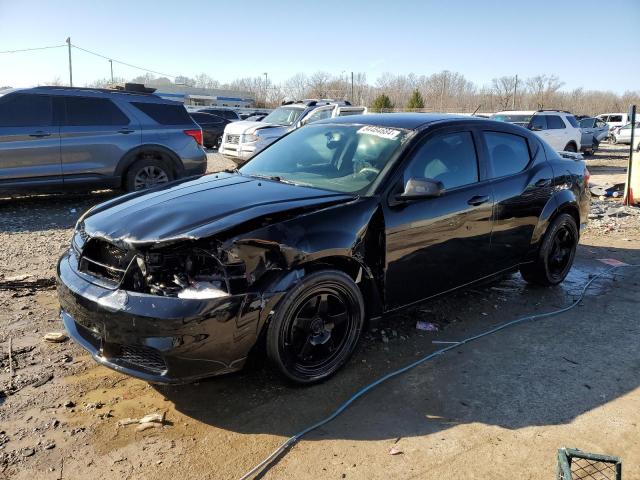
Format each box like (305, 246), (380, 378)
(0, 85), (207, 192)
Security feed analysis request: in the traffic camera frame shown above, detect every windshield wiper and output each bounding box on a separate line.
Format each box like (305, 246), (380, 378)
(248, 173), (298, 185)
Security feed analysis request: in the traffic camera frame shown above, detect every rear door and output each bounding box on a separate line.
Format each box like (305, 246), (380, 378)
(545, 115), (568, 150)
(481, 130), (554, 269)
(0, 93), (62, 188)
(383, 127), (494, 309)
(59, 96), (140, 185)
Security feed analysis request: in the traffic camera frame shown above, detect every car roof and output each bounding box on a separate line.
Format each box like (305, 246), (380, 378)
(316, 112), (473, 129)
(493, 110), (535, 115)
(11, 86), (178, 103)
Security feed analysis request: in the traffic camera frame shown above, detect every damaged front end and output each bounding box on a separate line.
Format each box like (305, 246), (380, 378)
(57, 224), (280, 384)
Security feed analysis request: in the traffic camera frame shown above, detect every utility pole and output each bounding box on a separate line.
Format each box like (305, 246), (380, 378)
(513, 74), (518, 109)
(263, 72), (268, 105)
(351, 71), (354, 104)
(66, 37), (73, 87)
(109, 59), (114, 83)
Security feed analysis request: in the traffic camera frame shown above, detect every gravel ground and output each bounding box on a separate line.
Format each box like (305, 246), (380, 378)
(1, 144), (639, 479)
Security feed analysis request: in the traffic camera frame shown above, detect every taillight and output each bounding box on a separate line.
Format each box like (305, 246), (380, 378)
(584, 167), (590, 185)
(184, 129), (203, 146)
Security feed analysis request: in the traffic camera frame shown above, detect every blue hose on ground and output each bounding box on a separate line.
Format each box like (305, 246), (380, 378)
(239, 263), (639, 480)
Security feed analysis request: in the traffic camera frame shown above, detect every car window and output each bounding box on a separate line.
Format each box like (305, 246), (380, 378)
(530, 115), (547, 130)
(192, 113), (223, 124)
(595, 120), (607, 128)
(0, 93), (53, 127)
(64, 97), (129, 126)
(484, 131), (530, 178)
(132, 102), (193, 125)
(403, 131), (478, 189)
(609, 115), (623, 122)
(579, 118), (595, 128)
(546, 116), (565, 129)
(304, 108), (333, 124)
(566, 115), (579, 128)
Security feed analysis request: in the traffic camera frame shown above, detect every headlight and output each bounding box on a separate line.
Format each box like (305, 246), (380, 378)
(242, 133), (259, 143)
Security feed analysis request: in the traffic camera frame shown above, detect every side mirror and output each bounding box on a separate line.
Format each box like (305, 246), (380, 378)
(529, 125), (541, 131)
(395, 177), (444, 202)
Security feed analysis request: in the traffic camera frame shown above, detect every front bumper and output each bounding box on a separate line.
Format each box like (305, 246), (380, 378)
(56, 250), (263, 383)
(220, 141), (256, 162)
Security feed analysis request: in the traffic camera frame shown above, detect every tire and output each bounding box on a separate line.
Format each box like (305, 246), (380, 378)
(611, 135), (618, 144)
(563, 142), (577, 153)
(124, 154), (174, 192)
(520, 213), (578, 286)
(266, 270), (365, 384)
(215, 135), (222, 150)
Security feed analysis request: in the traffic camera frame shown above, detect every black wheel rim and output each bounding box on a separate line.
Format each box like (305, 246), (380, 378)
(547, 225), (575, 279)
(279, 284), (359, 378)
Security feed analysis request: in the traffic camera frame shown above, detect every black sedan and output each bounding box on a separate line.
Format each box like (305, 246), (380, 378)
(189, 112), (229, 149)
(57, 114), (590, 385)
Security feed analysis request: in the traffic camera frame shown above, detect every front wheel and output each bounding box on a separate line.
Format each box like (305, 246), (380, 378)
(266, 270), (364, 384)
(520, 213), (578, 286)
(124, 155), (174, 192)
(563, 142), (577, 153)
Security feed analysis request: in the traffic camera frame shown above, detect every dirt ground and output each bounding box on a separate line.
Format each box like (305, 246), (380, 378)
(1, 144), (639, 480)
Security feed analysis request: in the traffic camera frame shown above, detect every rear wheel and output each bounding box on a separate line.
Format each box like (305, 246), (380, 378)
(520, 213), (578, 286)
(266, 270), (364, 384)
(124, 154), (174, 192)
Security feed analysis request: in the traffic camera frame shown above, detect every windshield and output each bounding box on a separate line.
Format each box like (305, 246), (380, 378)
(240, 124), (410, 194)
(492, 114), (533, 124)
(262, 107), (304, 126)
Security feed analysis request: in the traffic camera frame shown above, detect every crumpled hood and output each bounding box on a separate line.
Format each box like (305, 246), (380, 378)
(82, 173), (354, 248)
(224, 120), (290, 137)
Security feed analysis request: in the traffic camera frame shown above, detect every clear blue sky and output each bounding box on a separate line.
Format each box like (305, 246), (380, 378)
(1, 0), (638, 92)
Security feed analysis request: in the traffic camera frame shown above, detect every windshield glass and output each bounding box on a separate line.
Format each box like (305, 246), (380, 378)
(491, 114), (533, 124)
(240, 124), (410, 193)
(262, 107), (304, 126)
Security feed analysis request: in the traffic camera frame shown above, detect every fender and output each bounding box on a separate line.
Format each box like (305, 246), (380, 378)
(114, 144), (184, 180)
(530, 188), (580, 250)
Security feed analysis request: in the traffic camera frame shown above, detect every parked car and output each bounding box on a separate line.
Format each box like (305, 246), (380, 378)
(610, 122), (640, 145)
(189, 112), (229, 149)
(596, 112), (634, 132)
(220, 100), (367, 162)
(493, 110), (582, 152)
(527, 110), (582, 152)
(578, 117), (609, 154)
(244, 114), (267, 122)
(0, 85), (207, 192)
(57, 114), (589, 385)
(198, 107), (241, 122)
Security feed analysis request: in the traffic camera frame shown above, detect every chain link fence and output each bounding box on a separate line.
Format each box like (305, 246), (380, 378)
(558, 448), (621, 480)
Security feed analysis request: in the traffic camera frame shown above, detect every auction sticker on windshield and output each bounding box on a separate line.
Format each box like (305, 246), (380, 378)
(357, 125), (401, 140)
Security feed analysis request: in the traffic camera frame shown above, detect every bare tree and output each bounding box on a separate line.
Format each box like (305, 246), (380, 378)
(492, 76), (517, 110)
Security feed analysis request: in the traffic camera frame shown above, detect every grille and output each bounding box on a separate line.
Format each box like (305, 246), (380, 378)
(226, 134), (240, 145)
(79, 239), (133, 283)
(116, 344), (167, 374)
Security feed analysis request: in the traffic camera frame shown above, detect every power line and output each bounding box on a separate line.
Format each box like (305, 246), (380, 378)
(0, 44), (66, 54)
(70, 43), (177, 78)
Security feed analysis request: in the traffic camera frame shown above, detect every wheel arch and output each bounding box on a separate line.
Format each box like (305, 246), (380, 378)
(528, 190), (580, 259)
(115, 144), (185, 183)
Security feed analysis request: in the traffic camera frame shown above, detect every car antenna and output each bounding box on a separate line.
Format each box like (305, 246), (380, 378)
(472, 104), (482, 116)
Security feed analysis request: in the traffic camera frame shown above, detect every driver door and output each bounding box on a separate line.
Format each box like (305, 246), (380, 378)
(383, 127), (494, 309)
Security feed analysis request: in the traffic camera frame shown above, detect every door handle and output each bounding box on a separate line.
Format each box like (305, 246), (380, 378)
(117, 128), (135, 134)
(467, 195), (490, 206)
(29, 131), (51, 138)
(535, 178), (551, 187)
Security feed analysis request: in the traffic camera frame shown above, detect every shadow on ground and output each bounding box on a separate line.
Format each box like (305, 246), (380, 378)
(155, 243), (639, 448)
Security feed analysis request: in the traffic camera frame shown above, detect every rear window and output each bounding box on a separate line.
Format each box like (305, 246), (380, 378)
(484, 131), (530, 178)
(608, 115), (623, 122)
(132, 102), (193, 125)
(0, 93), (52, 127)
(566, 115), (579, 128)
(546, 115), (566, 129)
(65, 97), (129, 126)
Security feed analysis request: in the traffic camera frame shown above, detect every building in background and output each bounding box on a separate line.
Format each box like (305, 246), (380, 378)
(153, 84), (254, 107)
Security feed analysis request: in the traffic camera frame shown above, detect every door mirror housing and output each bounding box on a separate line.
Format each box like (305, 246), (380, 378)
(395, 177), (444, 202)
